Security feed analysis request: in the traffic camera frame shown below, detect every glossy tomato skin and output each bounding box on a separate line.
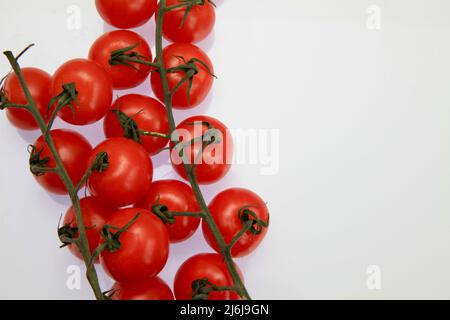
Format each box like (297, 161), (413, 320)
(51, 59), (113, 125)
(170, 116), (233, 184)
(103, 94), (169, 155)
(3, 68), (52, 130)
(162, 0), (216, 43)
(95, 0), (157, 29)
(151, 43), (214, 109)
(87, 138), (153, 208)
(33, 129), (93, 195)
(203, 188), (269, 258)
(89, 30), (153, 90)
(174, 253), (243, 300)
(137, 180), (200, 243)
(100, 208), (170, 283)
(111, 277), (174, 300)
(63, 197), (115, 263)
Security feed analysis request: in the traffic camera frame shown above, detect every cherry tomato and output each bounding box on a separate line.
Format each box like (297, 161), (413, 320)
(95, 0), (158, 29)
(103, 94), (169, 155)
(137, 179), (200, 243)
(170, 115), (233, 184)
(203, 188), (269, 258)
(162, 0), (216, 43)
(100, 208), (169, 283)
(174, 253), (243, 300)
(89, 30), (153, 90)
(3, 67), (51, 130)
(51, 59), (113, 125)
(32, 129), (92, 195)
(87, 137), (153, 208)
(63, 196), (115, 263)
(151, 43), (214, 109)
(111, 277), (174, 300)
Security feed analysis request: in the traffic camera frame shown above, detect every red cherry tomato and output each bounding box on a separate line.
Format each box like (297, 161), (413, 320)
(111, 277), (174, 300)
(203, 188), (270, 258)
(162, 0), (216, 43)
(137, 180), (200, 243)
(3, 67), (51, 130)
(103, 94), (169, 155)
(151, 43), (214, 109)
(89, 30), (153, 90)
(32, 129), (92, 195)
(51, 59), (113, 125)
(63, 196), (114, 263)
(100, 208), (169, 283)
(95, 0), (157, 29)
(170, 115), (233, 184)
(87, 137), (153, 208)
(174, 253), (243, 300)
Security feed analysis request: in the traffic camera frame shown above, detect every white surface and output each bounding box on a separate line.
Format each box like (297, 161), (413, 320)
(1, 0), (450, 299)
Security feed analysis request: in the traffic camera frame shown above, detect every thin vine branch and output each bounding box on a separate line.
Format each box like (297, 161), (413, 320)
(2, 50), (104, 300)
(156, 0), (251, 300)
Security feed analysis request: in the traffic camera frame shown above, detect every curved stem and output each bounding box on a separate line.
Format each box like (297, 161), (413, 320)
(156, 1), (251, 300)
(3, 51), (104, 300)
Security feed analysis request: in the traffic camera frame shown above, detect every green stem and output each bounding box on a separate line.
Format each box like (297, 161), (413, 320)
(166, 211), (205, 219)
(227, 221), (253, 251)
(3, 51), (104, 300)
(156, 1), (251, 300)
(114, 56), (159, 68)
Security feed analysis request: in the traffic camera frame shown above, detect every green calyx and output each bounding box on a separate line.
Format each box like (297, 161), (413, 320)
(168, 57), (216, 105)
(112, 108), (143, 144)
(28, 145), (51, 176)
(191, 278), (235, 300)
(109, 42), (153, 71)
(172, 1), (216, 29)
(238, 205), (270, 236)
(152, 203), (176, 225)
(101, 212), (141, 253)
(91, 152), (109, 173)
(57, 221), (78, 248)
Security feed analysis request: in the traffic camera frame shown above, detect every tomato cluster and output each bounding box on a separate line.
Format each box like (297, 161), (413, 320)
(1, 0), (270, 300)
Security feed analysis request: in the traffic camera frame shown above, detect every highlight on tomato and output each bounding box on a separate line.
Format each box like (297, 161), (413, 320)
(170, 115), (233, 184)
(31, 129), (93, 195)
(100, 208), (170, 283)
(51, 59), (113, 125)
(62, 196), (115, 263)
(89, 30), (153, 90)
(174, 253), (243, 300)
(87, 137), (153, 208)
(162, 0), (216, 43)
(203, 188), (270, 258)
(2, 67), (52, 130)
(103, 94), (169, 156)
(110, 277), (174, 300)
(151, 43), (215, 109)
(137, 179), (200, 243)
(95, 0), (158, 29)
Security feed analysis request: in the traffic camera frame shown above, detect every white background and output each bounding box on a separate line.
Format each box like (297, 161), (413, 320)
(1, 0), (450, 299)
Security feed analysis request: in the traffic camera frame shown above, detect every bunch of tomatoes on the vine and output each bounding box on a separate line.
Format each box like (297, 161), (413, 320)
(0, 0), (270, 300)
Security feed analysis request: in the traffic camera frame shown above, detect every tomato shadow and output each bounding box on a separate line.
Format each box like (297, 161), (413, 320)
(16, 128), (40, 144)
(196, 30), (216, 53)
(42, 189), (72, 206)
